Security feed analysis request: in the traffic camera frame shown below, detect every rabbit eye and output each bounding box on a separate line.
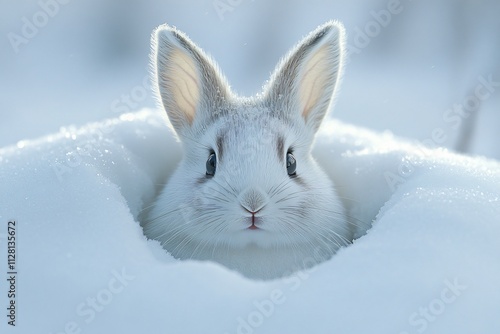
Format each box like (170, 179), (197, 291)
(286, 153), (296, 176)
(206, 153), (216, 176)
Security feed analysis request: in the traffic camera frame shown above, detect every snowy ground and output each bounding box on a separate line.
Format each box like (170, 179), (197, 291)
(1, 1), (500, 333)
(1, 109), (499, 334)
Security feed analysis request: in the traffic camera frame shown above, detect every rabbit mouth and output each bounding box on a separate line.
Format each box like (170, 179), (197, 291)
(247, 216), (261, 230)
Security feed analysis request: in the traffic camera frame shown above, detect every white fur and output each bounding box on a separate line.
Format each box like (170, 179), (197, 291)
(144, 21), (352, 279)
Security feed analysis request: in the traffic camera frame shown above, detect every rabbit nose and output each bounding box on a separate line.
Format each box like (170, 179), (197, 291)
(239, 187), (268, 213)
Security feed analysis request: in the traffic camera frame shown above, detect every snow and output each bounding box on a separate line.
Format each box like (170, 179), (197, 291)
(1, 109), (499, 334)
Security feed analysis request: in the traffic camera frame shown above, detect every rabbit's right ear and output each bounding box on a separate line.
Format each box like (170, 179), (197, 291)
(152, 25), (231, 135)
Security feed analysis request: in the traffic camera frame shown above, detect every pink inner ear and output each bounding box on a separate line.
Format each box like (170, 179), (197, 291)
(300, 44), (331, 120)
(161, 47), (200, 125)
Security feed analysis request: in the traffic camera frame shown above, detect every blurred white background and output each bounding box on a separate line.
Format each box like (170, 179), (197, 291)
(1, 0), (499, 158)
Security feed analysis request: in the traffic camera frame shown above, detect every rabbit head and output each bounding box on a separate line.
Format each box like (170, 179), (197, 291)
(144, 21), (352, 279)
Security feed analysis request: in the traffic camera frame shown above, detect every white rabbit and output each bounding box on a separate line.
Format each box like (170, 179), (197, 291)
(143, 21), (354, 279)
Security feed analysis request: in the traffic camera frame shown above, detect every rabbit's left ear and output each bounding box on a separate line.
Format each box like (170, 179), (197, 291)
(264, 21), (345, 133)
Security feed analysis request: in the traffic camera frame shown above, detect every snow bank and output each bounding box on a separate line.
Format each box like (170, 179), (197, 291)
(1, 109), (499, 334)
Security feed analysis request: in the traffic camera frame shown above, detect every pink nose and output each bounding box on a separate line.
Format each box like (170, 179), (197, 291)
(239, 187), (267, 213)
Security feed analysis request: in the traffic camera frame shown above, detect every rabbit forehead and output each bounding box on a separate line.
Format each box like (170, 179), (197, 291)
(212, 111), (302, 157)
